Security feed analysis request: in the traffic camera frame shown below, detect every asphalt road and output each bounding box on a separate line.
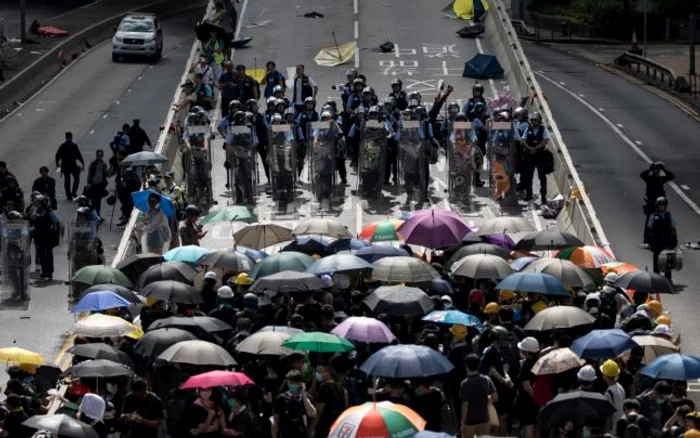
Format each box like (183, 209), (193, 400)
(0, 10), (203, 366)
(522, 42), (700, 356)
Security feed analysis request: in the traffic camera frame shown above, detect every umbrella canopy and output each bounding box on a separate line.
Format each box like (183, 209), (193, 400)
(68, 343), (134, 369)
(133, 328), (197, 357)
(447, 243), (510, 270)
(164, 245), (213, 265)
(328, 238), (372, 253)
(80, 284), (141, 304)
(531, 348), (586, 375)
(233, 223), (293, 249)
(355, 245), (409, 263)
(329, 402), (426, 438)
(422, 310), (484, 329)
(292, 218), (353, 239)
(201, 205), (257, 225)
(249, 270), (325, 296)
(159, 340), (237, 367)
(483, 233), (516, 250)
(398, 209), (471, 248)
(283, 332), (355, 353)
(476, 216), (532, 236)
(314, 40), (357, 67)
(71, 265), (133, 288)
(614, 270), (676, 294)
(495, 272), (569, 296)
(451, 254), (514, 279)
(359, 219), (404, 242)
(72, 314), (138, 338)
(120, 151), (168, 167)
(180, 370), (254, 389)
(510, 256), (540, 271)
(415, 278), (455, 296)
(249, 252), (316, 280)
(537, 391), (614, 433)
(0, 347), (45, 365)
(371, 256), (439, 283)
(570, 329), (638, 360)
(555, 246), (616, 268)
(452, 0), (490, 20)
(462, 54), (504, 79)
(524, 259), (594, 288)
(230, 245), (268, 262)
(140, 280), (203, 304)
(196, 250), (254, 272)
(331, 316), (396, 344)
(641, 353), (700, 380)
(281, 237), (332, 257)
(600, 262), (639, 276)
(137, 261), (198, 288)
(306, 254), (372, 275)
(148, 316), (233, 333)
(524, 306), (596, 331)
(194, 20), (228, 43)
(71, 291), (132, 313)
(514, 230), (585, 251)
(360, 344), (454, 377)
(461, 230), (484, 245)
(256, 325), (304, 335)
(236, 331), (295, 356)
(23, 414), (98, 438)
(632, 335), (680, 363)
(116, 253), (163, 284)
(131, 189), (175, 217)
(64, 359), (134, 378)
(364, 286), (435, 316)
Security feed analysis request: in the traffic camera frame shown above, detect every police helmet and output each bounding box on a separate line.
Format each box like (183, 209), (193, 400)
(304, 96), (316, 107)
(244, 111), (255, 125)
(455, 111), (468, 121)
(320, 111), (333, 120)
(185, 204), (201, 216)
(6, 211), (22, 220)
(76, 206), (91, 217)
(228, 100), (243, 112)
(273, 85), (285, 95)
(529, 111), (542, 122)
(284, 107), (296, 117)
(362, 86), (374, 96)
(266, 96), (277, 107)
(656, 196), (668, 206)
(513, 106), (528, 121)
(391, 78), (403, 88)
(497, 111), (511, 121)
(401, 109), (412, 119)
(246, 99), (258, 113)
(321, 105), (334, 115)
(275, 99), (287, 110)
(30, 191), (42, 200)
(345, 68), (358, 78)
(368, 105), (381, 115)
(324, 99), (337, 112)
(447, 101), (460, 114)
(232, 111), (247, 125)
(271, 113), (283, 124)
(473, 102), (486, 114)
(384, 96), (396, 108)
(190, 105), (207, 114)
(407, 91), (422, 102)
(74, 195), (90, 207)
(472, 83), (485, 94)
(353, 78), (364, 87)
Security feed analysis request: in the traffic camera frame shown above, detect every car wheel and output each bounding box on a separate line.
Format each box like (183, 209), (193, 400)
(112, 54), (119, 62)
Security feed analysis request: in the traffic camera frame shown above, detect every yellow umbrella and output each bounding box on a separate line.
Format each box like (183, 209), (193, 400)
(0, 347), (46, 365)
(247, 69), (267, 84)
(314, 40), (357, 67)
(72, 314), (139, 338)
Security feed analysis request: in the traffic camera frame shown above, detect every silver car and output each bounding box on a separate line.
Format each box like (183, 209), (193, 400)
(112, 13), (163, 62)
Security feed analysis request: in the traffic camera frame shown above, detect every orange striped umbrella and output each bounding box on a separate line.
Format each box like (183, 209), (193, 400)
(555, 246), (616, 268)
(359, 220), (404, 242)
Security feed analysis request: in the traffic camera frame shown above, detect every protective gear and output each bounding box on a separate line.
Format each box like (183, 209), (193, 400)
(243, 292), (258, 310)
(531, 301), (547, 313)
(235, 272), (253, 286)
(6, 210), (22, 220)
(517, 336), (540, 353)
(655, 315), (672, 326)
(246, 99), (258, 113)
(391, 78), (403, 87)
(228, 100), (242, 113)
(368, 105), (381, 115)
(473, 102), (486, 115)
(447, 101), (460, 115)
(455, 111), (467, 121)
(244, 112), (255, 125)
(450, 324), (468, 339)
(529, 111), (542, 122)
(273, 85), (285, 96)
(384, 96), (396, 108)
(266, 96), (277, 107)
(485, 302), (500, 314)
(324, 99), (337, 112)
(232, 111), (247, 126)
(362, 86), (374, 96)
(514, 106), (528, 121)
(30, 191), (42, 200)
(499, 290), (515, 301)
(656, 196), (668, 206)
(76, 207), (91, 217)
(490, 325), (509, 343)
(346, 68), (358, 78)
(441, 295), (453, 308)
(472, 83), (485, 94)
(603, 273), (619, 284)
(184, 205), (201, 216)
(599, 359), (620, 378)
(271, 113), (283, 124)
(646, 300), (663, 316)
(577, 364), (596, 382)
(217, 286), (234, 298)
(353, 78), (364, 87)
(650, 161), (664, 171)
(320, 111), (333, 120)
(304, 96), (316, 107)
(204, 271), (217, 281)
(284, 107), (296, 117)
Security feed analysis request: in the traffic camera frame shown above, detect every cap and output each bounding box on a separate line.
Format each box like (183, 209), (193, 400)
(655, 315), (672, 326)
(164, 171), (174, 179)
(320, 274), (333, 288)
(235, 273), (253, 286)
(485, 302), (500, 314)
(600, 359), (620, 378)
(604, 273), (619, 284)
(450, 324), (468, 339)
(646, 300), (663, 316)
(469, 289), (484, 305)
(577, 365), (596, 382)
(517, 337), (540, 353)
(441, 295), (453, 306)
(204, 271), (218, 281)
(654, 324), (672, 335)
(499, 290), (515, 301)
(217, 286), (234, 298)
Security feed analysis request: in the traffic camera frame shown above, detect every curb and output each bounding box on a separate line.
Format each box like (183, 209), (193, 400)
(521, 35), (621, 45)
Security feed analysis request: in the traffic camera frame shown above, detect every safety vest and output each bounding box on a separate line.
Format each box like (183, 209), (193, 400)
(206, 39), (225, 65)
(163, 184), (185, 210)
(297, 75), (313, 101)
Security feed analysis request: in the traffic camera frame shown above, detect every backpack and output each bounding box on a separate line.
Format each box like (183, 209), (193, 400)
(622, 416), (645, 438)
(599, 290), (619, 322)
(277, 393), (307, 437)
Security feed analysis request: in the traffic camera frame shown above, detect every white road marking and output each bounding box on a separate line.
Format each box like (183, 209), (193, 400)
(537, 71), (700, 218)
(474, 37), (499, 97)
(354, 21), (358, 40)
(354, 46), (360, 69)
(35, 108), (45, 112)
(635, 140), (642, 145)
(681, 185), (690, 190)
(356, 203), (363, 236)
(353, 0), (358, 14)
(616, 123), (623, 128)
(531, 206), (543, 231)
(138, 76), (142, 81)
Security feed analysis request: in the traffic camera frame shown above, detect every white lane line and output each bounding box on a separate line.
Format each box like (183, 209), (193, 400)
(356, 202), (363, 236)
(635, 141), (643, 145)
(355, 47), (360, 69)
(681, 185), (690, 190)
(536, 71), (700, 218)
(531, 206), (544, 231)
(474, 37), (498, 97)
(616, 123), (623, 128)
(353, 0), (358, 14)
(353, 20), (358, 40)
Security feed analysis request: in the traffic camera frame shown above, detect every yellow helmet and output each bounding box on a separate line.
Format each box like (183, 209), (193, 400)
(235, 272), (253, 286)
(485, 302), (500, 314)
(655, 315), (672, 326)
(683, 429), (700, 438)
(599, 359), (620, 378)
(450, 324), (468, 339)
(646, 300), (663, 316)
(499, 290), (516, 302)
(531, 301), (548, 314)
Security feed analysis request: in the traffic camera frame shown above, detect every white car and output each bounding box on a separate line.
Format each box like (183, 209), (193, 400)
(112, 13), (163, 62)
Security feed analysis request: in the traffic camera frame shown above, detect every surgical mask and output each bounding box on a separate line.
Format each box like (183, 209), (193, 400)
(314, 372), (324, 383)
(288, 384), (300, 393)
(656, 398), (666, 405)
(228, 399), (237, 410)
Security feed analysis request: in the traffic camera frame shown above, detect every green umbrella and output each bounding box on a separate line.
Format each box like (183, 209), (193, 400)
(72, 265), (134, 288)
(249, 252), (314, 280)
(282, 332), (355, 353)
(202, 205), (257, 225)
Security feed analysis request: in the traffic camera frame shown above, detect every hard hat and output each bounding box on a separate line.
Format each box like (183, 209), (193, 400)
(499, 290), (515, 301)
(217, 286), (234, 299)
(603, 273), (619, 284)
(441, 295), (453, 307)
(654, 324), (672, 335)
(600, 359), (620, 378)
(531, 301), (548, 314)
(577, 365), (597, 382)
(450, 324), (468, 339)
(235, 273), (253, 286)
(485, 302), (500, 314)
(646, 300), (663, 316)
(204, 271), (217, 281)
(683, 429), (700, 438)
(655, 315), (672, 326)
(490, 325), (509, 343)
(517, 336), (540, 353)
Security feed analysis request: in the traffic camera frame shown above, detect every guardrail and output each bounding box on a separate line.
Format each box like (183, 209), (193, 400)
(615, 51), (678, 90)
(0, 19), (22, 41)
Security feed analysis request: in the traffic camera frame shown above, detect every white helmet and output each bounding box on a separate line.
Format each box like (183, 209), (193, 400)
(603, 273), (619, 285)
(217, 286), (234, 299)
(441, 295), (453, 308)
(517, 337), (540, 353)
(577, 365), (596, 382)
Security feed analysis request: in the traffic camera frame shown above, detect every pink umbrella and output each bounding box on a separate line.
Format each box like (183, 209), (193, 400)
(180, 370), (254, 389)
(331, 316), (396, 344)
(399, 209), (472, 249)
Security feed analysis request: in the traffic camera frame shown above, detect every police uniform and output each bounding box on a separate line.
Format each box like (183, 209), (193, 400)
(295, 110), (319, 177)
(253, 112), (271, 183)
(647, 210), (677, 275)
(385, 111), (401, 184)
(519, 124), (551, 201)
(461, 97), (487, 122)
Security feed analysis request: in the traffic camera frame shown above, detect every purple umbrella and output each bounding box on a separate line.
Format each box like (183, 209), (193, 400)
(484, 233), (515, 250)
(398, 209), (472, 249)
(331, 316), (396, 344)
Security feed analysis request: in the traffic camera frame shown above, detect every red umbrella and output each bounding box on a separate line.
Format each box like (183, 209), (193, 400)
(180, 370), (254, 389)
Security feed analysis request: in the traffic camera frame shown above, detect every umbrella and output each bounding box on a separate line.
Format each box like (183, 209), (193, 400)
(360, 344), (454, 377)
(329, 402), (426, 438)
(164, 245), (213, 265)
(447, 243), (510, 270)
(137, 261), (198, 288)
(537, 391), (614, 433)
(281, 237), (332, 257)
(355, 245), (409, 263)
(194, 21), (227, 43)
(415, 278), (454, 296)
(71, 265), (133, 288)
(514, 230), (585, 251)
(72, 314), (139, 337)
(180, 370), (254, 389)
(398, 209), (471, 249)
(133, 328), (197, 357)
(451, 254), (514, 279)
(484, 233), (516, 250)
(452, 0), (490, 20)
(359, 219), (404, 242)
(570, 329), (638, 360)
(328, 238), (371, 253)
(510, 256), (540, 271)
(68, 343), (135, 368)
(632, 335), (680, 363)
(414, 433), (454, 438)
(614, 270), (676, 294)
(364, 286), (435, 316)
(197, 250), (254, 271)
(462, 54), (504, 79)
(23, 414), (98, 438)
(371, 256), (440, 283)
(422, 310), (484, 329)
(236, 331), (295, 356)
(457, 23), (485, 38)
(229, 245), (268, 261)
(256, 325), (304, 335)
(306, 254), (372, 275)
(158, 340), (237, 367)
(120, 151), (168, 167)
(131, 189), (175, 218)
(249, 271), (325, 296)
(476, 216), (532, 236)
(524, 306), (596, 331)
(292, 218), (353, 239)
(531, 348), (586, 375)
(71, 291), (132, 313)
(80, 284), (141, 304)
(0, 347), (45, 365)
(331, 316), (396, 344)
(524, 259), (594, 288)
(314, 40), (357, 67)
(148, 316), (233, 333)
(555, 246), (616, 268)
(233, 223), (293, 250)
(461, 230), (484, 245)
(116, 253), (163, 284)
(140, 280), (203, 304)
(202, 205), (257, 225)
(249, 252), (315, 280)
(641, 353), (700, 380)
(230, 36), (253, 48)
(495, 272), (569, 296)
(282, 332), (355, 353)
(64, 359), (134, 378)
(600, 262), (639, 276)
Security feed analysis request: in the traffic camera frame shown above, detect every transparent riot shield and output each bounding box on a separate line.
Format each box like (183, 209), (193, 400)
(358, 120), (388, 199)
(268, 124), (297, 205)
(398, 121), (426, 204)
(68, 219), (98, 279)
(183, 120), (213, 204)
(308, 121), (337, 203)
(448, 121), (473, 204)
(488, 121), (516, 203)
(2, 220), (31, 303)
(227, 125), (258, 205)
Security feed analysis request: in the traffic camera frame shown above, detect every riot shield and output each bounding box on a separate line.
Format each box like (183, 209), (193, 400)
(308, 121), (337, 203)
(398, 121), (426, 204)
(1, 220), (31, 303)
(227, 125), (258, 205)
(448, 121), (473, 204)
(358, 120), (388, 199)
(183, 121), (213, 204)
(68, 219), (98, 280)
(488, 121), (516, 203)
(268, 124), (297, 204)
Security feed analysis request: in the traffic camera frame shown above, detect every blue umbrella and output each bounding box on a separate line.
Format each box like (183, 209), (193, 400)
(306, 254), (372, 275)
(571, 329), (638, 360)
(355, 245), (409, 264)
(510, 256), (540, 271)
(328, 238), (372, 253)
(422, 310), (484, 330)
(229, 246), (268, 261)
(131, 190), (175, 218)
(642, 353), (700, 381)
(360, 344), (454, 378)
(495, 272), (569, 296)
(164, 245), (213, 265)
(71, 291), (132, 313)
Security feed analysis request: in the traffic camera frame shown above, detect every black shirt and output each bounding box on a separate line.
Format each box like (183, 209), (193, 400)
(32, 176), (56, 201)
(2, 410), (32, 438)
(55, 141), (84, 170)
(410, 389), (444, 431)
(314, 382), (347, 437)
(121, 392), (164, 438)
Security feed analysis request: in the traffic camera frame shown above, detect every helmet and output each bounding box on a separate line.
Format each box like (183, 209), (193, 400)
(6, 211), (22, 220)
(245, 99), (258, 113)
(368, 105), (381, 115)
(228, 100), (242, 112)
(401, 109), (412, 119)
(76, 206), (91, 217)
(490, 325), (509, 343)
(407, 91), (422, 102)
(235, 272), (253, 286)
(217, 286), (234, 299)
(447, 101), (460, 114)
(353, 78), (364, 87)
(275, 98), (287, 110)
(603, 273), (619, 284)
(244, 292), (258, 310)
(655, 314), (672, 326)
(497, 111), (511, 121)
(441, 295), (453, 308)
(472, 83), (485, 94)
(273, 85), (285, 95)
(184, 204), (200, 216)
(324, 99), (337, 112)
(321, 104), (334, 114)
(390, 78), (402, 87)
(529, 111), (542, 122)
(656, 196), (668, 206)
(599, 359), (620, 378)
(204, 271), (218, 281)
(74, 195), (90, 207)
(455, 111), (467, 121)
(517, 337), (540, 353)
(485, 302), (500, 314)
(577, 365), (596, 382)
(646, 300), (663, 316)
(190, 105), (207, 114)
(304, 96), (316, 106)
(473, 102), (486, 114)
(532, 301), (547, 313)
(362, 86), (374, 95)
(345, 68), (358, 78)
(232, 111), (246, 125)
(271, 113), (283, 124)
(284, 107), (296, 117)
(450, 324), (468, 339)
(320, 111), (333, 120)
(266, 96), (277, 107)
(514, 106), (528, 121)
(384, 95), (396, 107)
(30, 191), (42, 200)
(31, 432), (54, 438)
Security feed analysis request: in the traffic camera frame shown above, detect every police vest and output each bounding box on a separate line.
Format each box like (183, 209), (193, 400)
(466, 97), (486, 117)
(650, 212), (673, 241)
(298, 76), (313, 100)
(524, 125), (544, 147)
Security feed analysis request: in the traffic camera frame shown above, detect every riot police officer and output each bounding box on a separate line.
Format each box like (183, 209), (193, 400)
(346, 78), (366, 110)
(384, 100), (401, 186)
(472, 102), (489, 187)
(388, 79), (408, 111)
(340, 68), (358, 111)
(226, 111), (258, 204)
(4, 211), (30, 300)
(264, 97), (278, 124)
(33, 195), (59, 280)
(69, 206), (103, 280)
(361, 87), (379, 111)
(462, 83), (488, 122)
(248, 99), (270, 184)
(641, 162), (674, 243)
(295, 97), (319, 177)
(518, 111), (551, 202)
(441, 102), (461, 139)
(646, 197), (677, 278)
(322, 110), (347, 185)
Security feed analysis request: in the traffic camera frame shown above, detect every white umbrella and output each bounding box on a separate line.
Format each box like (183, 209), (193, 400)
(233, 224), (293, 250)
(524, 306), (596, 331)
(476, 216), (533, 236)
(292, 218), (353, 239)
(532, 348), (586, 375)
(524, 258), (594, 288)
(120, 151), (168, 167)
(72, 314), (138, 338)
(236, 331), (295, 356)
(632, 335), (680, 363)
(158, 340), (237, 367)
(371, 256), (440, 283)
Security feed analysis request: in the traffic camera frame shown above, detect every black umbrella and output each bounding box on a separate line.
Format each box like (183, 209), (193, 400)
(116, 253), (164, 284)
(447, 243), (510, 270)
(34, 364), (62, 395)
(24, 414), (98, 438)
(64, 359), (134, 378)
(514, 230), (585, 251)
(249, 270), (325, 296)
(461, 231), (484, 245)
(194, 21), (228, 44)
(415, 278), (454, 296)
(614, 270), (676, 294)
(148, 316), (233, 333)
(140, 280), (203, 304)
(196, 250), (254, 272)
(137, 261), (198, 288)
(537, 391), (614, 433)
(134, 328), (197, 357)
(68, 343), (135, 369)
(79, 284), (141, 304)
(281, 237), (332, 257)
(364, 286), (435, 316)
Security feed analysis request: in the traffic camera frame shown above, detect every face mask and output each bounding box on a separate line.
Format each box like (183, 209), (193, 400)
(314, 372), (324, 383)
(228, 399), (237, 410)
(655, 398), (666, 405)
(288, 384), (300, 393)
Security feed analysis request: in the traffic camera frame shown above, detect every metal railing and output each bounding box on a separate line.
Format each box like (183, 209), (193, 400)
(615, 51), (678, 90)
(0, 19), (22, 41)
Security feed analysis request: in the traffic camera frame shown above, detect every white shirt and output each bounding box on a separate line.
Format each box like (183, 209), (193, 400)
(605, 383), (626, 426)
(293, 75), (317, 105)
(194, 63), (215, 86)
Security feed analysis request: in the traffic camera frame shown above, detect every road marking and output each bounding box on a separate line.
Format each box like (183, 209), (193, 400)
(353, 0), (358, 14)
(356, 202), (363, 236)
(598, 107), (605, 112)
(616, 123), (623, 128)
(354, 20), (358, 40)
(635, 140), (642, 145)
(474, 37), (499, 97)
(579, 93), (585, 97)
(355, 46), (360, 69)
(53, 334), (75, 369)
(89, 130), (95, 135)
(536, 71), (700, 218)
(681, 185), (690, 190)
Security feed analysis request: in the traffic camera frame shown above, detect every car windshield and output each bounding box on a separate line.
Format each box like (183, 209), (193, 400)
(119, 20), (154, 32)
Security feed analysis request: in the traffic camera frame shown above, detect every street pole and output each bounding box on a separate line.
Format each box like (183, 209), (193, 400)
(20, 0), (26, 43)
(691, 14), (696, 76)
(643, 0), (648, 57)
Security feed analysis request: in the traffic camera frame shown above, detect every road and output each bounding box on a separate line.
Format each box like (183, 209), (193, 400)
(522, 42), (700, 356)
(0, 9), (203, 367)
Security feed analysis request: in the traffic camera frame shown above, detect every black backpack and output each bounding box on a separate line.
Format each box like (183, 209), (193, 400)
(599, 290), (619, 322)
(622, 416), (645, 438)
(277, 393), (307, 437)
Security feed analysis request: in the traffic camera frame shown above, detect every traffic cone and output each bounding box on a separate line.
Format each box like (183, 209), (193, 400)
(629, 28), (642, 55)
